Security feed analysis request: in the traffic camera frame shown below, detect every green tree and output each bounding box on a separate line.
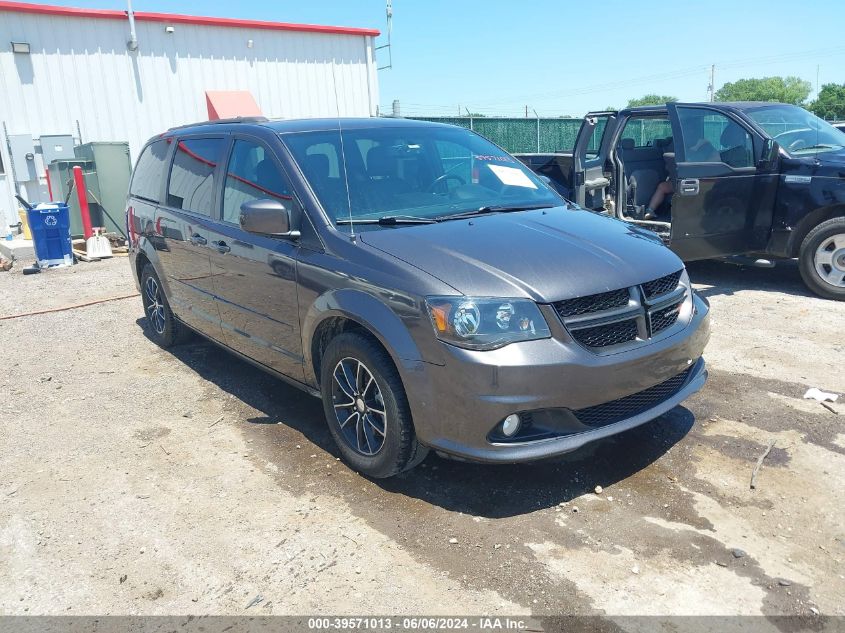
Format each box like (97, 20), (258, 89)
(809, 83), (845, 120)
(715, 76), (811, 105)
(626, 94), (677, 108)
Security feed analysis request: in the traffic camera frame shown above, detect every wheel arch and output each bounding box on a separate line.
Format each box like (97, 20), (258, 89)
(788, 204), (845, 257)
(303, 288), (425, 389)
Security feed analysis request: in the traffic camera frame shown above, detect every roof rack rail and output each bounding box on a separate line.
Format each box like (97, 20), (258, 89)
(167, 116), (269, 132)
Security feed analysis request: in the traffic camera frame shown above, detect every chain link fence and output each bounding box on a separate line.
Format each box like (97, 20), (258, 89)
(409, 116), (584, 153)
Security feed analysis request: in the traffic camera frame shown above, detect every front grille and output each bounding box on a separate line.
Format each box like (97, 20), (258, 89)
(555, 268), (686, 352)
(642, 270), (683, 300)
(650, 301), (682, 334)
(573, 366), (693, 427)
(570, 319), (638, 348)
(554, 288), (629, 318)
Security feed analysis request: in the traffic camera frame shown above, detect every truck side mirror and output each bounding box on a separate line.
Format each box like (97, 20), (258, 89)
(758, 139), (780, 169)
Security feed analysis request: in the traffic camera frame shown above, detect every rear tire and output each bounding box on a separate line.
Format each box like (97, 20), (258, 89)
(140, 264), (191, 347)
(319, 332), (427, 478)
(798, 217), (845, 301)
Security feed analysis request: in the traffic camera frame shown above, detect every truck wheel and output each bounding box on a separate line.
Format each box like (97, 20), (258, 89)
(140, 264), (191, 347)
(320, 332), (428, 478)
(798, 217), (845, 301)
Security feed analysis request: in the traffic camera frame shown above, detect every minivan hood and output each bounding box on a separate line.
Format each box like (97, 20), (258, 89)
(359, 207), (683, 302)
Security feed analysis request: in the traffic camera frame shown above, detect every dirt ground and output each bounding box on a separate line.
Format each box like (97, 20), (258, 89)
(0, 256), (843, 623)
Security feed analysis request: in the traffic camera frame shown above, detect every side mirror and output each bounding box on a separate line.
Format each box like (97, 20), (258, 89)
(239, 199), (300, 239)
(758, 138), (780, 169)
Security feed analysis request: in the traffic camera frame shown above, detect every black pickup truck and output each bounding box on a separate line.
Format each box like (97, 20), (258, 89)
(516, 102), (845, 300)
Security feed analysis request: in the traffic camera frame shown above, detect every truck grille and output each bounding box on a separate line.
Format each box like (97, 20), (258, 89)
(555, 269), (686, 352)
(573, 366), (693, 427)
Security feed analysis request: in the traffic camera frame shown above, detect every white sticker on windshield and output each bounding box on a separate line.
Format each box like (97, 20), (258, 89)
(487, 164), (538, 189)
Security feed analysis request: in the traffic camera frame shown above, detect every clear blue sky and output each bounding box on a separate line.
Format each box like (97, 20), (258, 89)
(32, 0), (845, 116)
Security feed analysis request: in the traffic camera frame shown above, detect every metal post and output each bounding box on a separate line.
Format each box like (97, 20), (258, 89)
(465, 107), (473, 131)
(533, 109), (540, 152)
(72, 166), (93, 240)
(709, 64), (715, 102)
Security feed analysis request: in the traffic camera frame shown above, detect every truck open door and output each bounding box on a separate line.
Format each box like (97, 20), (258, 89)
(666, 103), (780, 261)
(571, 111), (617, 209)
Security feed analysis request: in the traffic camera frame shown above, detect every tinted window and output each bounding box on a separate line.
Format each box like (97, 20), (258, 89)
(677, 108), (753, 167)
(620, 117), (673, 149)
(167, 137), (226, 215)
(130, 140), (169, 203)
(222, 139), (295, 224)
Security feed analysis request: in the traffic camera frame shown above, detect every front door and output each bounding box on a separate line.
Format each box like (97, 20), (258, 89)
(667, 104), (779, 260)
(207, 136), (304, 381)
(571, 111), (617, 209)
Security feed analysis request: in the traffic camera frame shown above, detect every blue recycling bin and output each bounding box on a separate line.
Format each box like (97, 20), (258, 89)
(27, 203), (74, 268)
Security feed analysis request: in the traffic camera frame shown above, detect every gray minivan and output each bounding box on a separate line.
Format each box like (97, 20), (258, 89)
(127, 117), (710, 478)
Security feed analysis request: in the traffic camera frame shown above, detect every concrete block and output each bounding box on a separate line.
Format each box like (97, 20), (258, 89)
(0, 239), (35, 262)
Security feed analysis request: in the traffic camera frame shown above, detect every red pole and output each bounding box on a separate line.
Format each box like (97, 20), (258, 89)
(45, 168), (54, 201)
(72, 166), (93, 240)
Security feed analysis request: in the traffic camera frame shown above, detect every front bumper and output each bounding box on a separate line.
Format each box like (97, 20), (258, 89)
(402, 293), (710, 463)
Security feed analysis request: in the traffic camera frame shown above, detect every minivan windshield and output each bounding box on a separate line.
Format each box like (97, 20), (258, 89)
(746, 105), (845, 156)
(282, 125), (562, 229)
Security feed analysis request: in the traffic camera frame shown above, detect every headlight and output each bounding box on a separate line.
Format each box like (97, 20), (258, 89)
(425, 296), (551, 350)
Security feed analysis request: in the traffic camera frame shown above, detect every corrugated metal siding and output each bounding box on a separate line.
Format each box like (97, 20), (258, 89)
(0, 9), (379, 224)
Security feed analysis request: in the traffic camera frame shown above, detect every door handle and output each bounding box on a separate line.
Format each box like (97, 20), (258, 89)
(679, 178), (700, 196)
(212, 240), (231, 254)
(189, 233), (207, 246)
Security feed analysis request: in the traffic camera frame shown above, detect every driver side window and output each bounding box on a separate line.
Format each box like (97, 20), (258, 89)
(677, 108), (754, 168)
(222, 139), (296, 225)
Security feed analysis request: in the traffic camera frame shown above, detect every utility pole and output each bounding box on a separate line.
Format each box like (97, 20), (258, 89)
(525, 105), (529, 118)
(708, 64), (715, 102)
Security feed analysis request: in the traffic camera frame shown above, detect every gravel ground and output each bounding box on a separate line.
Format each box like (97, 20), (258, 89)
(0, 257), (843, 622)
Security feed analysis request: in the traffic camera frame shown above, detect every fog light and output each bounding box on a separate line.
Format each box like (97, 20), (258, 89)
(501, 414), (521, 437)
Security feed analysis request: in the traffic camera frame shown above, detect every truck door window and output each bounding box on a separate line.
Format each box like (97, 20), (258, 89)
(586, 118), (608, 158)
(677, 108), (753, 167)
(619, 118), (672, 148)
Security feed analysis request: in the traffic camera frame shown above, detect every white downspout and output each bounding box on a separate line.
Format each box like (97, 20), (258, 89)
(126, 0), (139, 51)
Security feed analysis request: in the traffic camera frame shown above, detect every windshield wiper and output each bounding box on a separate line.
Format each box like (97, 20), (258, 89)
(336, 215), (436, 226)
(436, 203), (555, 222)
(794, 144), (841, 152)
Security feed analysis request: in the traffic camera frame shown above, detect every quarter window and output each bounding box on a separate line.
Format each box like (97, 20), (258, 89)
(222, 140), (295, 225)
(130, 140), (169, 203)
(677, 108), (754, 167)
(167, 137), (226, 215)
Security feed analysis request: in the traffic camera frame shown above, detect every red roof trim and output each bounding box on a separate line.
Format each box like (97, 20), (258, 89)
(0, 1), (380, 36)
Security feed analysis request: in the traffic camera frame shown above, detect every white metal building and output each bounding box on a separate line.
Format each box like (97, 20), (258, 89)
(0, 1), (380, 230)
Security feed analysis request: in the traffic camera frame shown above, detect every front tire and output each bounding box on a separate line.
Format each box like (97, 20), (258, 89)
(319, 332), (427, 478)
(140, 264), (191, 347)
(798, 217), (845, 301)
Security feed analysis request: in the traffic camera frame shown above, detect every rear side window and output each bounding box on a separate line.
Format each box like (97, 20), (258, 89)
(620, 117), (673, 149)
(130, 140), (169, 203)
(167, 137), (226, 215)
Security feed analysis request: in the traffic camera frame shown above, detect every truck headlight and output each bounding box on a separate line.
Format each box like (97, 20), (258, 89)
(426, 297), (551, 350)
